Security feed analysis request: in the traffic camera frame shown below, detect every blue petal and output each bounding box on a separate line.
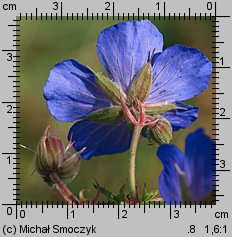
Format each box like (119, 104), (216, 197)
(44, 59), (111, 122)
(68, 120), (133, 160)
(162, 103), (198, 132)
(146, 45), (212, 104)
(157, 145), (185, 203)
(97, 20), (163, 93)
(184, 129), (215, 202)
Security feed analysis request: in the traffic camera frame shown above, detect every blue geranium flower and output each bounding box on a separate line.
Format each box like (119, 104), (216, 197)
(44, 20), (212, 160)
(157, 128), (215, 203)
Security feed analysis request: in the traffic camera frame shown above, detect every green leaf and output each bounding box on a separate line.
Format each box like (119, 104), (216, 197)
(117, 184), (126, 202)
(141, 183), (148, 201)
(144, 190), (159, 203)
(93, 183), (126, 203)
(95, 72), (126, 104)
(144, 103), (178, 115)
(84, 106), (123, 123)
(128, 62), (152, 103)
(94, 185), (117, 202)
(141, 184), (159, 203)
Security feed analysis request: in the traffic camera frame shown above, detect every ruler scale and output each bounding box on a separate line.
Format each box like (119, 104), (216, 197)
(0, 0), (231, 236)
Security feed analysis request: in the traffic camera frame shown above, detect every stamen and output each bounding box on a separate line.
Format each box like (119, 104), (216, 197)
(19, 144), (36, 153)
(151, 48), (156, 61)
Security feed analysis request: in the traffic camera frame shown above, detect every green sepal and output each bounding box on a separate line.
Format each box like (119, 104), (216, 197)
(84, 106), (123, 124)
(141, 184), (159, 203)
(128, 62), (152, 103)
(144, 103), (178, 115)
(95, 72), (126, 104)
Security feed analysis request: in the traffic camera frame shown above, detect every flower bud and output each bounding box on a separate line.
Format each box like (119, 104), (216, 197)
(128, 61), (152, 103)
(58, 152), (81, 183)
(95, 72), (126, 104)
(36, 125), (81, 185)
(145, 115), (173, 144)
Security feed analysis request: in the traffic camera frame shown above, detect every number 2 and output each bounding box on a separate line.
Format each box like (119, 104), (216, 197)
(105, 2), (110, 10)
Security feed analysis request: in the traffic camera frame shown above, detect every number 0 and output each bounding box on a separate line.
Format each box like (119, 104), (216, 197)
(207, 2), (213, 10)
(7, 207), (13, 215)
(20, 210), (26, 218)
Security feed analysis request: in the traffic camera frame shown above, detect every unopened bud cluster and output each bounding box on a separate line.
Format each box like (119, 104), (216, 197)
(145, 115), (173, 145)
(36, 126), (81, 186)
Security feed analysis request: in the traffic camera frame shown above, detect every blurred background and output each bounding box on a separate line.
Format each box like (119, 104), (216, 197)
(19, 18), (213, 202)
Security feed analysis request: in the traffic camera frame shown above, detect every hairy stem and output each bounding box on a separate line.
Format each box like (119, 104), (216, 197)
(129, 125), (142, 200)
(50, 172), (79, 204)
